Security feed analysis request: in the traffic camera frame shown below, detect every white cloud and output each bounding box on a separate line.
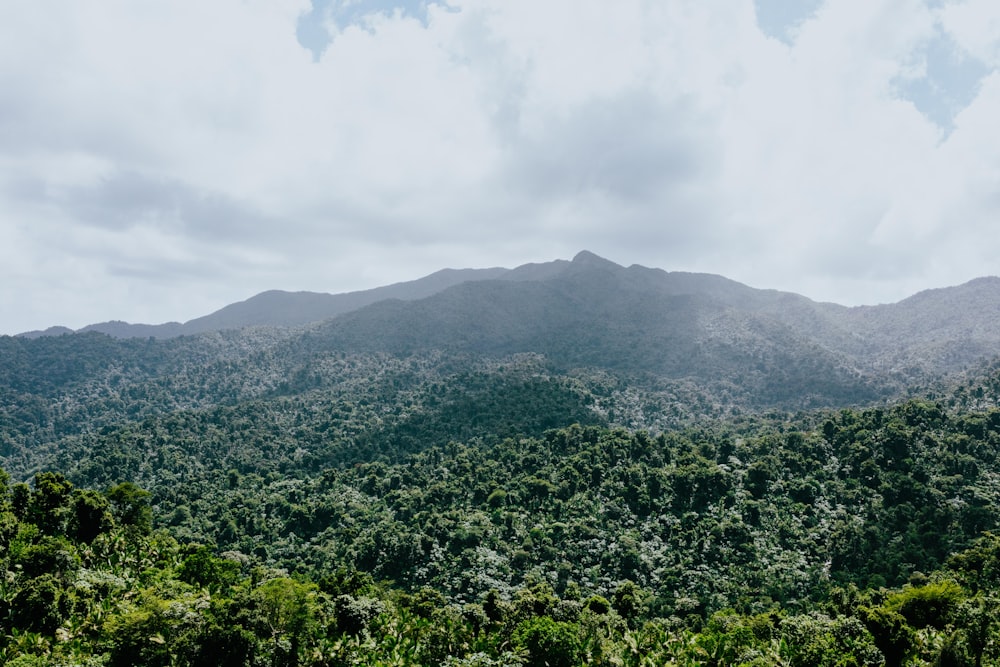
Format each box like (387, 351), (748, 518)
(1, 0), (999, 333)
(940, 0), (1000, 65)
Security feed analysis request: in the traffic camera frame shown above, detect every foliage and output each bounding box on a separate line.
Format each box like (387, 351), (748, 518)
(6, 329), (1000, 663)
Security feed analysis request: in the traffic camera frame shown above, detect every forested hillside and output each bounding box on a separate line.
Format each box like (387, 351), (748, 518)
(4, 387), (1000, 664)
(19, 252), (1000, 409)
(6, 254), (1000, 664)
(3, 339), (1000, 664)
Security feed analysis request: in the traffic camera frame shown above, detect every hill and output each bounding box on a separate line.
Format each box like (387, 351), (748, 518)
(21, 266), (508, 339)
(8, 252), (1000, 425)
(8, 253), (1000, 665)
(18, 252), (1000, 394)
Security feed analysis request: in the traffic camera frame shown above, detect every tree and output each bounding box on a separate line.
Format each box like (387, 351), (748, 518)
(513, 616), (580, 667)
(612, 581), (646, 626)
(106, 482), (152, 534)
(70, 489), (113, 544)
(105, 602), (176, 667)
(178, 545), (241, 592)
(10, 574), (65, 633)
(254, 578), (322, 666)
(334, 594), (385, 635)
(11, 482), (29, 520)
(14, 535), (79, 579)
(28, 472), (73, 535)
(861, 606), (915, 667)
(887, 580), (964, 630)
(956, 595), (1000, 667)
(0, 466), (10, 509)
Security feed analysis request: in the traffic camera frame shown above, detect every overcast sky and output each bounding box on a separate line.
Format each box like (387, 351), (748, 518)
(2, 0), (999, 334)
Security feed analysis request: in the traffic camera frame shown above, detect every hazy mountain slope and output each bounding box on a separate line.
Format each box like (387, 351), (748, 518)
(14, 325), (75, 339)
(78, 320), (187, 338)
(9, 251), (1000, 413)
(180, 267), (510, 334)
(298, 252), (881, 407)
(22, 251), (1000, 386)
(539, 253), (1000, 378)
(830, 277), (1000, 372)
(40, 266), (509, 338)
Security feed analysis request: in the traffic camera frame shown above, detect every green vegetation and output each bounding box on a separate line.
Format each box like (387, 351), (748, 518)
(1, 464), (1000, 665)
(5, 327), (1000, 664)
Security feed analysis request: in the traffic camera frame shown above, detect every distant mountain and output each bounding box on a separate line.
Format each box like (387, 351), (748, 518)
(12, 250), (1000, 408)
(834, 276), (1000, 370)
(263, 250), (999, 407)
(25, 266), (508, 339)
(293, 251), (882, 407)
(78, 320), (186, 338)
(16, 325), (75, 339)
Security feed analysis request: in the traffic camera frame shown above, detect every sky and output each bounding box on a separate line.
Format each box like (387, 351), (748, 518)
(2, 0), (999, 334)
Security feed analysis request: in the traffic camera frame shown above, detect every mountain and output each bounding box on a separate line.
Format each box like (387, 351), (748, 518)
(31, 266), (509, 339)
(10, 250), (1000, 410)
(9, 252), (1000, 667)
(272, 250), (1000, 406)
(834, 276), (1000, 370)
(15, 325), (75, 339)
(290, 251), (880, 407)
(22, 252), (1000, 386)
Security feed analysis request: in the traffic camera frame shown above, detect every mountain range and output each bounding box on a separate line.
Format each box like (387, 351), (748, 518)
(10, 254), (1000, 667)
(12, 250), (1000, 409)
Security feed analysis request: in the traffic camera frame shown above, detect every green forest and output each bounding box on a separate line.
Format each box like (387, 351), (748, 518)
(3, 330), (1000, 665)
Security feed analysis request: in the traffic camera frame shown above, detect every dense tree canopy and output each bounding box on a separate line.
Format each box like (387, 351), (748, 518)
(5, 328), (1000, 664)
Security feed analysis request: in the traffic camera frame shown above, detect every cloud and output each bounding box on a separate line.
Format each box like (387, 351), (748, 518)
(503, 92), (709, 201)
(708, 0), (1000, 300)
(38, 171), (266, 242)
(1, 0), (1000, 333)
(940, 0), (1000, 65)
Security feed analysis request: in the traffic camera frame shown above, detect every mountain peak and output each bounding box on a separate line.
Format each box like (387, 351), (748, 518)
(571, 250), (620, 268)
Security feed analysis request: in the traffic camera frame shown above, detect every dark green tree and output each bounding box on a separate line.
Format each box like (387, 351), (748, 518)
(69, 488), (113, 544)
(28, 472), (73, 534)
(106, 482), (152, 534)
(513, 616), (581, 667)
(861, 606), (915, 667)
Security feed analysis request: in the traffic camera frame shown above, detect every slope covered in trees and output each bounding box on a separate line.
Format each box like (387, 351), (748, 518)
(7, 253), (1000, 663)
(4, 394), (1000, 664)
(5, 341), (1000, 663)
(19, 397), (1000, 603)
(18, 252), (1000, 409)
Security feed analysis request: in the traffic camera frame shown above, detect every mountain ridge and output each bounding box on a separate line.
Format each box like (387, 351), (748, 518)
(18, 251), (999, 344)
(12, 251), (1000, 409)
(17, 266), (510, 339)
(7, 254), (1000, 665)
